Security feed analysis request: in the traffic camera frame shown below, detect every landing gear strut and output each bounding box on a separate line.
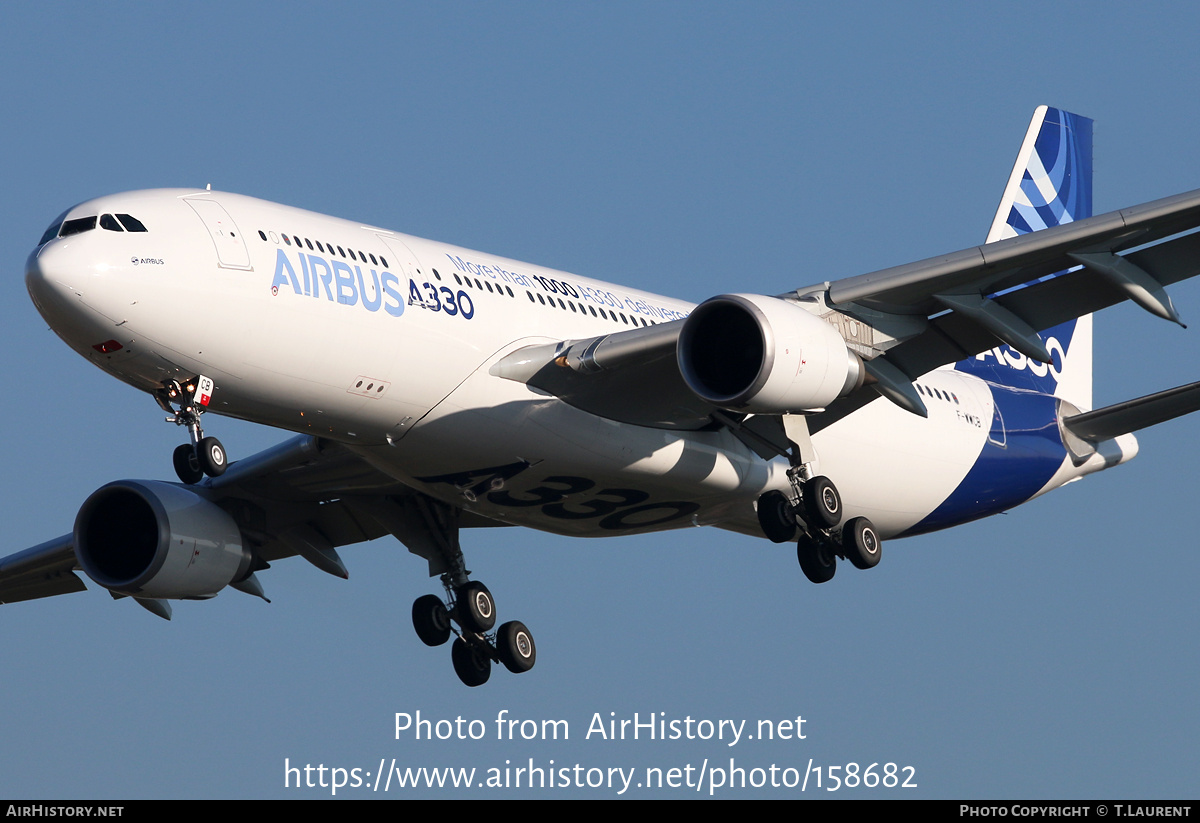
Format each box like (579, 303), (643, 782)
(156, 376), (227, 484)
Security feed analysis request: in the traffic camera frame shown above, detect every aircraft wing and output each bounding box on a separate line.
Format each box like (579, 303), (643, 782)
(0, 535), (84, 604)
(826, 187), (1200, 314)
(810, 187), (1200, 429)
(495, 186), (1200, 433)
(0, 435), (503, 610)
(822, 187), (1200, 381)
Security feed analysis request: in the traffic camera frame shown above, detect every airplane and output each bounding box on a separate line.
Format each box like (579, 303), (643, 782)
(6, 105), (1200, 687)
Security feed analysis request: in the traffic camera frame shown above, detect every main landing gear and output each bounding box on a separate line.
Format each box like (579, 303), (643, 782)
(400, 496), (535, 687)
(752, 414), (883, 584)
(757, 471), (882, 584)
(721, 410), (883, 584)
(156, 376), (227, 485)
(412, 581), (536, 687)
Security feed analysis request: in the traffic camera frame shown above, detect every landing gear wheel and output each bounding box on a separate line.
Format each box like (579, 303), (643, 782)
(457, 581), (496, 633)
(497, 621), (536, 674)
(173, 444), (203, 485)
(756, 490), (797, 543)
(451, 637), (491, 687)
(412, 594), (451, 646)
(803, 476), (842, 529)
(843, 516), (882, 570)
(797, 533), (837, 584)
(197, 436), (227, 477)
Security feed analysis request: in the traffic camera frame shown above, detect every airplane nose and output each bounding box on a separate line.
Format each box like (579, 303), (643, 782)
(25, 242), (80, 322)
(24, 239), (118, 350)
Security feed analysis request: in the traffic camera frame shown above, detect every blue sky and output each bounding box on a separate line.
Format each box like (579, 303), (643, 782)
(1, 2), (1197, 798)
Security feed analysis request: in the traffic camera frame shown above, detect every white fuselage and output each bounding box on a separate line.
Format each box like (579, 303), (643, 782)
(25, 190), (1135, 542)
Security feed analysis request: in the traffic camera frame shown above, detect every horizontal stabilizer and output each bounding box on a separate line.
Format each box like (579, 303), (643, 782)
(1063, 380), (1200, 441)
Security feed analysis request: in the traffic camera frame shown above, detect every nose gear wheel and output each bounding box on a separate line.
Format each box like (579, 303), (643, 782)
(156, 377), (227, 484)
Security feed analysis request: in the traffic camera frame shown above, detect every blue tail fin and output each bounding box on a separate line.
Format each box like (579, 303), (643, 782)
(955, 106), (1094, 407)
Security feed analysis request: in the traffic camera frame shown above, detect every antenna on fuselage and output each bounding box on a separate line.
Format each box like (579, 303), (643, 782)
(205, 183), (212, 191)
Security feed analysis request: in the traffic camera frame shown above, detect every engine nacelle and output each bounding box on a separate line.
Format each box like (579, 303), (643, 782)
(74, 480), (251, 600)
(678, 293), (863, 414)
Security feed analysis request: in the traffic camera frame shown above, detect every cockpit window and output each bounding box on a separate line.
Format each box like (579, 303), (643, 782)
(36, 209), (146, 247)
(38, 209), (70, 246)
(59, 215), (98, 238)
(116, 214), (147, 232)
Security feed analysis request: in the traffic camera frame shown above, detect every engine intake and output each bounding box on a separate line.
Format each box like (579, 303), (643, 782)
(678, 293), (863, 414)
(74, 480), (251, 600)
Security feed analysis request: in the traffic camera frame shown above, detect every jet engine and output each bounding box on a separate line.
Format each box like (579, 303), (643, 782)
(74, 480), (252, 600)
(677, 293), (864, 414)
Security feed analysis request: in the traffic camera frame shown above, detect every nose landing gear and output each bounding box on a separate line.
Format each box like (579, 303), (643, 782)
(156, 376), (227, 484)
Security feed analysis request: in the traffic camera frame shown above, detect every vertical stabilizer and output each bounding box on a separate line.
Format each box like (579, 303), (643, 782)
(956, 106), (1094, 408)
